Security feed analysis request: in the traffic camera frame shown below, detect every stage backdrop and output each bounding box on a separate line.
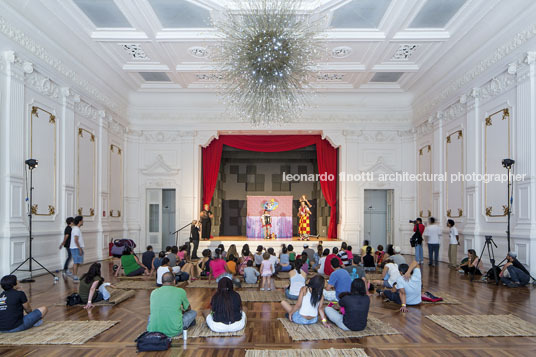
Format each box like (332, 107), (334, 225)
(246, 196), (293, 238)
(202, 135), (338, 238)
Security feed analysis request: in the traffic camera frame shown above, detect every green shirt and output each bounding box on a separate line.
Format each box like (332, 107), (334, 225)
(121, 254), (140, 276)
(78, 276), (102, 303)
(289, 252), (296, 261)
(147, 286), (190, 337)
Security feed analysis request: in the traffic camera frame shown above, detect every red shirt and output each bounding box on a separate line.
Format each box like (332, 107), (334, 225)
(414, 223), (425, 235)
(324, 254), (343, 276)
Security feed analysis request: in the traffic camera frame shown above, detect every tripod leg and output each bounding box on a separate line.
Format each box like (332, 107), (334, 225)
(31, 258), (57, 278)
(10, 258), (31, 275)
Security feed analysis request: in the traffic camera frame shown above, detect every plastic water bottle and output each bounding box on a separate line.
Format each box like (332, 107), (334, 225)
(182, 329), (187, 341)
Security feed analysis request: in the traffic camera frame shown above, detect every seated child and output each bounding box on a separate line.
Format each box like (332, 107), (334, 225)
(244, 260), (260, 284)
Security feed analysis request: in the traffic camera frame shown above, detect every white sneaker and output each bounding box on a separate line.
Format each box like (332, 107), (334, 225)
(260, 288), (265, 291)
(267, 288), (271, 291)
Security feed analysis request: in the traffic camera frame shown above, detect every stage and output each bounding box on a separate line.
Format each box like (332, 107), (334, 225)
(194, 236), (341, 252)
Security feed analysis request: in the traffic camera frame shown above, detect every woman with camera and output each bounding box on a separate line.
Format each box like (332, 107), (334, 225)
(410, 218), (425, 265)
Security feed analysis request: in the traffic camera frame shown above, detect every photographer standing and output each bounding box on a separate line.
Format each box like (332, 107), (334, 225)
(424, 217), (441, 267)
(190, 220), (200, 260)
(410, 218), (424, 265)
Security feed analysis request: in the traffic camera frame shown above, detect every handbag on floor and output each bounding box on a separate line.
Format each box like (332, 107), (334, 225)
(66, 293), (82, 306)
(135, 331), (172, 352)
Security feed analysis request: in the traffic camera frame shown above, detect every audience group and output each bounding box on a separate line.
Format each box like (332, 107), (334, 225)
(1, 234), (532, 338)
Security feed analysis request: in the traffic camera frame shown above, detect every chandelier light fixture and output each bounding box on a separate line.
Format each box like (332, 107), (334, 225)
(214, 0), (323, 126)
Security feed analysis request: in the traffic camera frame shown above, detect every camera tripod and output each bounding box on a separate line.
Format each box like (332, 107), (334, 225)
(475, 235), (499, 285)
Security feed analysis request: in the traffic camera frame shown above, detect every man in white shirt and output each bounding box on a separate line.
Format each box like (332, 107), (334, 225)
(424, 217), (441, 267)
(69, 216), (84, 281)
(381, 261), (422, 312)
(447, 219), (460, 268)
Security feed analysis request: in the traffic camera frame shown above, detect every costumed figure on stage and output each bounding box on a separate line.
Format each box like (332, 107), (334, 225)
(298, 199), (312, 241)
(261, 199), (279, 239)
(200, 203), (214, 240)
(300, 195), (312, 208)
(261, 210), (272, 239)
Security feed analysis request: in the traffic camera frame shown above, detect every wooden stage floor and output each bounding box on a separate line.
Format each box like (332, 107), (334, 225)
(1, 257), (535, 356)
(202, 236), (332, 241)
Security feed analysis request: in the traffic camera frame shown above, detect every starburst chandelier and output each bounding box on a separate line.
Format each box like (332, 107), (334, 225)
(214, 0), (323, 126)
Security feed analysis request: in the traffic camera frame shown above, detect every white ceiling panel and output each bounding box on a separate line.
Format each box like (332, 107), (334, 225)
(330, 0), (392, 28)
(148, 0), (212, 28)
(409, 0), (467, 28)
(73, 0), (131, 28)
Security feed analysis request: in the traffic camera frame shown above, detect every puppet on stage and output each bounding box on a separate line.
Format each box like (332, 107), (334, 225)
(300, 195), (312, 208)
(261, 199), (278, 239)
(298, 200), (312, 240)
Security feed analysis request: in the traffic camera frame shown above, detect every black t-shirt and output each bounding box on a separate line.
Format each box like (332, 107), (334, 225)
(211, 291), (242, 324)
(200, 210), (212, 223)
(339, 294), (370, 331)
(64, 225), (72, 248)
(363, 254), (375, 267)
(142, 251), (155, 270)
(0, 289), (28, 331)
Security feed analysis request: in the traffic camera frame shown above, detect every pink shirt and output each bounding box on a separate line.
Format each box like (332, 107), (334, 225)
(178, 251), (185, 260)
(210, 259), (227, 278)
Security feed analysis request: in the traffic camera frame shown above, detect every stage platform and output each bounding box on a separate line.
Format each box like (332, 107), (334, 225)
(194, 236), (341, 251)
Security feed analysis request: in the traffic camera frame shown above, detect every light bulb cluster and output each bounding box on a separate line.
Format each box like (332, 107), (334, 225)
(213, 0), (322, 126)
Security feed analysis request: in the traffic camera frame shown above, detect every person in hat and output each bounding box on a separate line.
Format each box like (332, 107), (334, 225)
(499, 252), (531, 287)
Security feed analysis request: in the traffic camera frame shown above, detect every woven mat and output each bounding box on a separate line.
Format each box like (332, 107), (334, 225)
(426, 314), (536, 337)
(118, 275), (150, 280)
(188, 280), (288, 289)
(277, 272), (315, 280)
(0, 320), (118, 345)
(365, 273), (383, 281)
(246, 348), (369, 357)
(113, 280), (157, 290)
(278, 317), (400, 341)
(239, 290), (285, 302)
(421, 293), (461, 305)
(173, 317), (245, 338)
(54, 289), (135, 306)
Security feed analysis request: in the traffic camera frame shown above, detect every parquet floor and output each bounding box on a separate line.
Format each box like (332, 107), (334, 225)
(1, 257), (535, 356)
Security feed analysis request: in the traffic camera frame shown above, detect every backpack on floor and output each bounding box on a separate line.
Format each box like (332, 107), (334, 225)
(66, 293), (82, 306)
(135, 331), (172, 352)
(422, 291), (443, 302)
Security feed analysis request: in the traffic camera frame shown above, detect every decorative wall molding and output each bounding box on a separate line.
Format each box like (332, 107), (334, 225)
(188, 46), (210, 58)
(479, 70), (517, 102)
(445, 129), (464, 218)
(77, 127), (96, 217)
(358, 130), (400, 143)
(0, 15), (126, 116)
(25, 70), (61, 101)
(140, 154), (179, 176)
(416, 23), (536, 119)
(317, 73), (345, 81)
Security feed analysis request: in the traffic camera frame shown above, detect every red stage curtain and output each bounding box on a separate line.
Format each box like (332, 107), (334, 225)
(202, 135), (338, 238)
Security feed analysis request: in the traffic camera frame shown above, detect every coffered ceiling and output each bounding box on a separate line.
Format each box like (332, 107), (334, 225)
(1, 0), (535, 118)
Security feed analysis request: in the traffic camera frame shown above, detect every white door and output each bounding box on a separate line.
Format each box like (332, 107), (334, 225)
(146, 189), (163, 250)
(364, 190), (388, 249)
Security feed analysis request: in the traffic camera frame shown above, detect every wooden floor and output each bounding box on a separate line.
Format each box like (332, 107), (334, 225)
(1, 257), (535, 357)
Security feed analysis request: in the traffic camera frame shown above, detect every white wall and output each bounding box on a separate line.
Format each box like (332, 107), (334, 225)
(413, 52), (536, 275)
(0, 51), (126, 279)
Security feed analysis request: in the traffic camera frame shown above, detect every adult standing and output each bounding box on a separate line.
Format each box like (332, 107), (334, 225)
(424, 217), (441, 267)
(297, 200), (311, 241)
(59, 217), (74, 276)
(70, 216), (84, 281)
(200, 204), (213, 240)
(190, 220), (200, 259)
(447, 219), (460, 268)
(412, 218), (425, 265)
